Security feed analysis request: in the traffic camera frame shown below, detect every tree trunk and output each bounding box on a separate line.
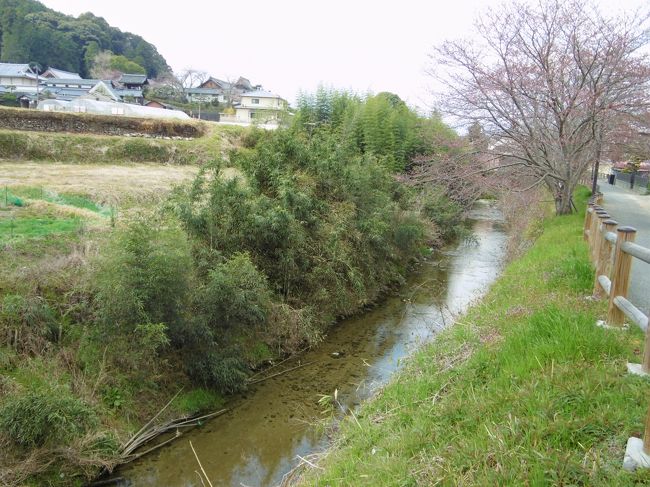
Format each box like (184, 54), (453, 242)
(554, 181), (575, 215)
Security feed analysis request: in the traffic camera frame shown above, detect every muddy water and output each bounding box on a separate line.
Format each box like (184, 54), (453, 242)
(116, 203), (507, 487)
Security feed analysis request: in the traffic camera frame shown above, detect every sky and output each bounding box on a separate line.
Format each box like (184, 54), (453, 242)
(39, 0), (648, 110)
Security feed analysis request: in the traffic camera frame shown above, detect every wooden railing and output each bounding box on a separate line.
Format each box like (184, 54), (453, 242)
(584, 193), (650, 470)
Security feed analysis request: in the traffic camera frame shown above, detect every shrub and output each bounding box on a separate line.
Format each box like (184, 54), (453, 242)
(187, 352), (249, 394)
(0, 294), (57, 353)
(196, 253), (272, 331)
(94, 214), (192, 334)
(0, 388), (97, 447)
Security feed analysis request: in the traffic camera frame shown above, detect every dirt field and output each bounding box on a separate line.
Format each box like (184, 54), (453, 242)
(0, 161), (201, 206)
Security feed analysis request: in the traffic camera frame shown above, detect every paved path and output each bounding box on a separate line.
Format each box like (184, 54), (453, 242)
(599, 181), (650, 316)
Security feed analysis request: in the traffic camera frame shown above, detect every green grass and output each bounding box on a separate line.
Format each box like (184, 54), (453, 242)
(303, 187), (650, 486)
(173, 389), (225, 416)
(8, 186), (109, 215)
(0, 216), (80, 244)
(0, 124), (244, 165)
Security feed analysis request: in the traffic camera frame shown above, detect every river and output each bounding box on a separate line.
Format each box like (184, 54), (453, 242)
(114, 202), (508, 487)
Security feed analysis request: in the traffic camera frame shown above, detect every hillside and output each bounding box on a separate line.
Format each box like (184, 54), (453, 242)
(0, 0), (169, 77)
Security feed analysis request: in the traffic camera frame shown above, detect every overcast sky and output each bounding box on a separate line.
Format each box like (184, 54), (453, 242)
(40, 0), (647, 109)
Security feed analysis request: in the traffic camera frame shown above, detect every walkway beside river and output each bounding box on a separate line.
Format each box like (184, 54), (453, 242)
(599, 181), (650, 315)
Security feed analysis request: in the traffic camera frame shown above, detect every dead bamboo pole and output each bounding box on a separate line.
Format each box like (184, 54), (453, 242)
(190, 441), (214, 487)
(122, 388), (183, 453)
(607, 227), (637, 326)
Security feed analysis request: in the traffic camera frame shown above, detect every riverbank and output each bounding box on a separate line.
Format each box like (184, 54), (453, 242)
(111, 201), (508, 486)
(301, 187), (650, 485)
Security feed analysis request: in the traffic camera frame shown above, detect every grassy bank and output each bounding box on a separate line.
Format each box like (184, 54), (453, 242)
(303, 187), (650, 485)
(0, 123), (244, 165)
(0, 92), (470, 485)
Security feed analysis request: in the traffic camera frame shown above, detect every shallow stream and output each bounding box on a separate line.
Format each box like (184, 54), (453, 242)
(115, 202), (507, 486)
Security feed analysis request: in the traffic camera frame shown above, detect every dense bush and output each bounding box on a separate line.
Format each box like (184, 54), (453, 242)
(196, 253), (272, 331)
(0, 294), (57, 354)
(94, 214), (192, 335)
(172, 129), (430, 336)
(0, 388), (97, 447)
(186, 352), (249, 394)
(294, 88), (449, 171)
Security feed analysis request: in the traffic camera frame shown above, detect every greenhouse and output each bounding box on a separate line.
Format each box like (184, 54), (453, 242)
(37, 98), (190, 120)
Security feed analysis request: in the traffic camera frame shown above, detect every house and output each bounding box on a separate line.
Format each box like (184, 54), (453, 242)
(0, 63), (40, 91)
(199, 77), (230, 90)
(42, 68), (82, 79)
(42, 78), (99, 91)
(118, 74), (149, 90)
(185, 87), (227, 104)
(144, 100), (178, 110)
(41, 78), (105, 102)
(84, 81), (121, 102)
(185, 77), (232, 104)
(231, 90), (287, 124)
(41, 78), (144, 104)
(185, 75), (257, 105)
(234, 76), (253, 92)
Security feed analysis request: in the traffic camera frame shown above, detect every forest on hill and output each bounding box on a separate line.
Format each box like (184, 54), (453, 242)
(0, 0), (169, 77)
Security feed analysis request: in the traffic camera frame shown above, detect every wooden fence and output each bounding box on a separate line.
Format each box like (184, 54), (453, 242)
(584, 193), (650, 469)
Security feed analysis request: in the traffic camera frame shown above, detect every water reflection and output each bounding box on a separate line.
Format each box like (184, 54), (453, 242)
(117, 207), (507, 486)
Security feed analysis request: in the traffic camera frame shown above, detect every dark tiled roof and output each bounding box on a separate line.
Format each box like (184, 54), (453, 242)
(118, 74), (148, 85)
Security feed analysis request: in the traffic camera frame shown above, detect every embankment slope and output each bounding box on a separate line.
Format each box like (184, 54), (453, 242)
(302, 187), (650, 485)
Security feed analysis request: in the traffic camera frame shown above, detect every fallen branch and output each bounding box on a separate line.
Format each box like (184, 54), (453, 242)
(246, 346), (309, 381)
(247, 362), (314, 385)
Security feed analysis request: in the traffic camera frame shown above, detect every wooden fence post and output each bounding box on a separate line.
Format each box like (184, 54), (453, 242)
(589, 208), (601, 256)
(591, 210), (609, 263)
(593, 212), (610, 270)
(593, 219), (618, 298)
(606, 226), (637, 326)
(584, 203), (595, 242)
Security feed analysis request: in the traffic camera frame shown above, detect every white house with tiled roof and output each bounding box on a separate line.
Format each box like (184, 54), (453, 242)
(0, 63), (40, 91)
(233, 90), (287, 123)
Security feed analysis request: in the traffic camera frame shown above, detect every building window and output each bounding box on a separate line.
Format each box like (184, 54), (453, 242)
(250, 112), (255, 119)
(251, 98), (260, 104)
(111, 107), (125, 115)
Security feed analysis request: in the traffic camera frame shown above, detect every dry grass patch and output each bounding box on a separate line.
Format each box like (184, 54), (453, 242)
(0, 162), (200, 206)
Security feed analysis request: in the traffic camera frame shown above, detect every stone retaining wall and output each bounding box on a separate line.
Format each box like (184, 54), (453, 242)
(0, 107), (204, 138)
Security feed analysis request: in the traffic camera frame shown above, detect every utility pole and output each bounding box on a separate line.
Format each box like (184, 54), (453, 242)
(28, 62), (41, 108)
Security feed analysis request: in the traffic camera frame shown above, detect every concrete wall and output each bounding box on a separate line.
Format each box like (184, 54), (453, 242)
(0, 76), (38, 88)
